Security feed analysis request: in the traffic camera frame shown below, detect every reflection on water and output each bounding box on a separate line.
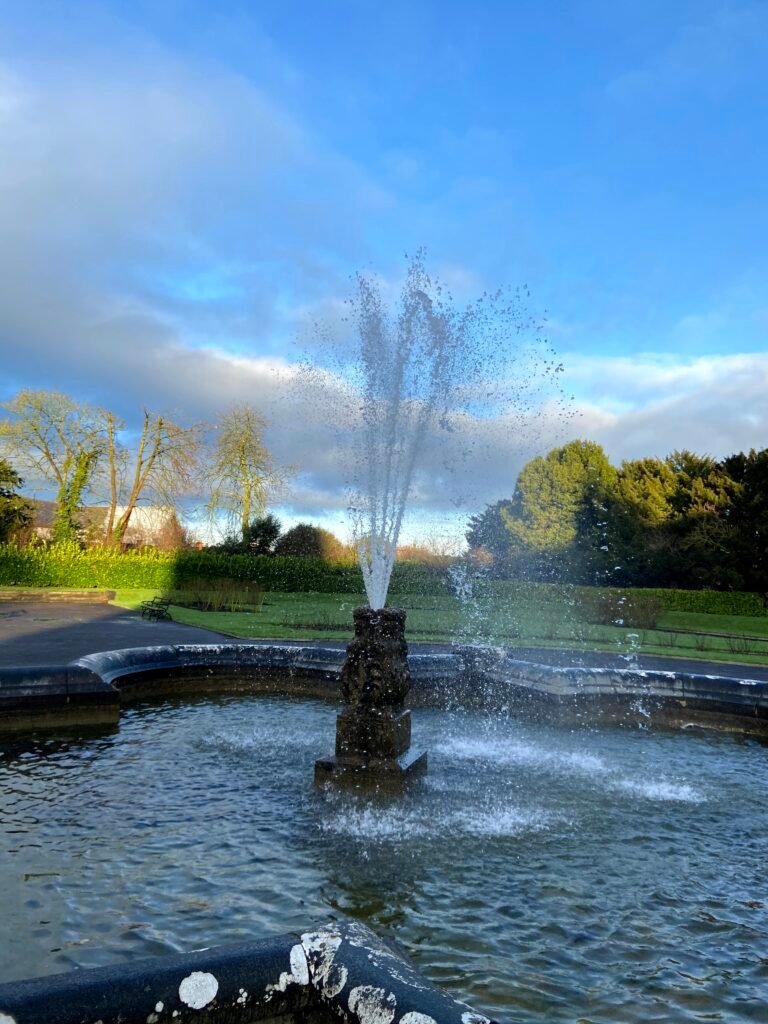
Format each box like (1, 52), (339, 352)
(1, 694), (767, 1023)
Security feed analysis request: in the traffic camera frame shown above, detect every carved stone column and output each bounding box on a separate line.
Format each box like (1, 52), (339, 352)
(314, 606), (427, 786)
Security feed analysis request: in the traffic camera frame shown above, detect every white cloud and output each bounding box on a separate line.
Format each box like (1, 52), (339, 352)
(565, 350), (768, 400)
(0, 47), (766, 544)
(565, 352), (768, 463)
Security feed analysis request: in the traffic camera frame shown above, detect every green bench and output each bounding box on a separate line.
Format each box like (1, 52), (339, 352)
(140, 597), (172, 621)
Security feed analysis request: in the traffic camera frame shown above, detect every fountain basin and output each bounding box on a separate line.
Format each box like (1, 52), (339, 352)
(0, 918), (485, 1024)
(1, 687), (766, 1021)
(1, 642), (766, 737)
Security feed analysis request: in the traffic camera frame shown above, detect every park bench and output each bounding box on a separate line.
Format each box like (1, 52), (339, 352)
(140, 597), (172, 622)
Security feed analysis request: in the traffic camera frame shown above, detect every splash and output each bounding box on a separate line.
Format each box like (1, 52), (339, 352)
(437, 735), (705, 803)
(310, 251), (565, 609)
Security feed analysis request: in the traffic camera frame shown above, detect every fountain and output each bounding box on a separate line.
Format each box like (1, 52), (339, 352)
(2, 256), (767, 1022)
(314, 605), (427, 785)
(313, 251), (561, 784)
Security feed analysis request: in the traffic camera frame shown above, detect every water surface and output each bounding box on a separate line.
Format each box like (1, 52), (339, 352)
(1, 694), (766, 1022)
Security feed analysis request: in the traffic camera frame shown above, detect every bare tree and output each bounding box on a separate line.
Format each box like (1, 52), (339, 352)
(102, 410), (125, 543)
(111, 411), (202, 545)
(205, 405), (287, 541)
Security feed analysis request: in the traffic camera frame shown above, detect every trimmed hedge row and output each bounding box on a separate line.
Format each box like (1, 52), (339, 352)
(0, 543), (448, 596)
(475, 580), (768, 617)
(0, 543), (764, 615)
(600, 586), (768, 617)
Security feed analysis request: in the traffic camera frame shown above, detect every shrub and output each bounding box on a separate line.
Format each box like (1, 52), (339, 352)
(273, 524), (352, 560)
(164, 578), (265, 613)
(576, 590), (664, 629)
(0, 542), (765, 617)
(395, 543), (457, 568)
(627, 587), (767, 617)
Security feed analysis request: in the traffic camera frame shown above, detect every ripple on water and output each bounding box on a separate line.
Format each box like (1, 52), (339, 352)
(435, 734), (705, 803)
(317, 798), (555, 842)
(0, 696), (764, 1024)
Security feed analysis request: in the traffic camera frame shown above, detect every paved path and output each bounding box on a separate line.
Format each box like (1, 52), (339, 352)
(1, 601), (767, 681)
(0, 603), (226, 668)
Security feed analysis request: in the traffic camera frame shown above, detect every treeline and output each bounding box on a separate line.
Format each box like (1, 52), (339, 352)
(467, 440), (768, 592)
(0, 389), (285, 546)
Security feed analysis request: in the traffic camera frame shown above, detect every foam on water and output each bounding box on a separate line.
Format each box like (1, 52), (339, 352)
(436, 734), (704, 804)
(452, 806), (553, 838)
(610, 778), (704, 803)
(194, 726), (316, 754)
(317, 797), (554, 843)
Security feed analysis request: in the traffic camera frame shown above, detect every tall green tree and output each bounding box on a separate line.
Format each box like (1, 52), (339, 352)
(501, 440), (617, 578)
(584, 458), (679, 586)
(0, 460), (32, 541)
(616, 458), (678, 527)
(720, 448), (768, 592)
(662, 450), (742, 588)
(468, 442), (768, 591)
(465, 499), (513, 566)
(0, 389), (105, 541)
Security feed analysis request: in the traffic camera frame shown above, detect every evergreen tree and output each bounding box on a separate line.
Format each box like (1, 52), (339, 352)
(244, 513), (282, 554)
(592, 458), (679, 586)
(0, 460), (32, 542)
(663, 450), (742, 588)
(465, 499), (513, 566)
(722, 448), (768, 593)
(502, 440), (617, 579)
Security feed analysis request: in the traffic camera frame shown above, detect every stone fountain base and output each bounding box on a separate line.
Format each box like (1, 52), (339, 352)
(314, 606), (427, 787)
(314, 707), (427, 785)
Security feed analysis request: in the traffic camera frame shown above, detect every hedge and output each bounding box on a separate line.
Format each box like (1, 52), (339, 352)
(472, 579), (768, 617)
(618, 586), (768, 617)
(0, 543), (764, 615)
(0, 542), (448, 596)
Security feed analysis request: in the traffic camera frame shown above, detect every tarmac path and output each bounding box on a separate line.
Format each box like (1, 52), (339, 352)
(1, 600), (767, 681)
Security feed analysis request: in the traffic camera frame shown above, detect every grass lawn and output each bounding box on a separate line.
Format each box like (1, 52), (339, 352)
(111, 588), (768, 667)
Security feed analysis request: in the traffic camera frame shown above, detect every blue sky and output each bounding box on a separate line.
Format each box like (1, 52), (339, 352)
(0, 0), (766, 538)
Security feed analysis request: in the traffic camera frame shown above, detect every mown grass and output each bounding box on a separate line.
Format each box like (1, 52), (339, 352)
(111, 588), (768, 666)
(662, 610), (768, 638)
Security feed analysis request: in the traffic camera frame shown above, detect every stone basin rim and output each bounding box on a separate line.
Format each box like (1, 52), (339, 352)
(0, 916), (497, 1024)
(0, 641), (765, 736)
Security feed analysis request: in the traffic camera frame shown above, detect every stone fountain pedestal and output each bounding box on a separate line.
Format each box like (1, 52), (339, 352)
(314, 606), (427, 786)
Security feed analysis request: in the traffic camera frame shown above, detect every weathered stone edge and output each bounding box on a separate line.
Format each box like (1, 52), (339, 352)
(0, 918), (495, 1024)
(0, 643), (766, 734)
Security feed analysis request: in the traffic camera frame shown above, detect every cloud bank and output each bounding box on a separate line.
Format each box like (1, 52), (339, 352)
(0, 46), (765, 539)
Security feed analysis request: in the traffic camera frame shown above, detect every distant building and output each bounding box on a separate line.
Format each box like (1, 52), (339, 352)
(29, 501), (185, 548)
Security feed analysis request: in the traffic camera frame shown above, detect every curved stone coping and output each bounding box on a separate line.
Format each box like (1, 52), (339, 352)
(486, 652), (768, 707)
(0, 664), (113, 700)
(0, 664), (119, 732)
(72, 643), (463, 684)
(73, 643), (349, 685)
(1, 642), (767, 733)
(0, 918), (495, 1024)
